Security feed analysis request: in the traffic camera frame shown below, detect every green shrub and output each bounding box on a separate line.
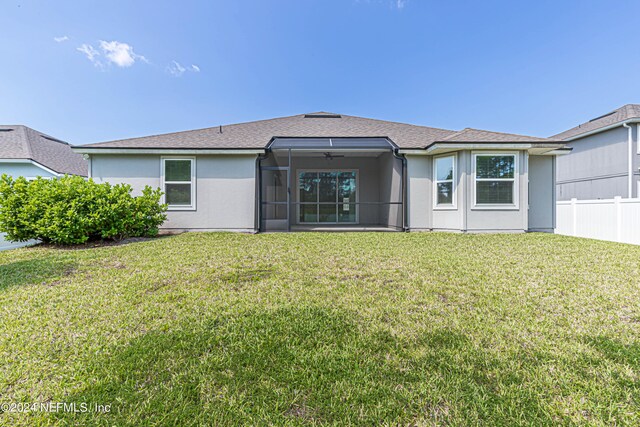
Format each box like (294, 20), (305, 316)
(0, 175), (167, 245)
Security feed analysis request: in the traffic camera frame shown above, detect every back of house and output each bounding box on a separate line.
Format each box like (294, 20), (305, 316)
(73, 112), (568, 234)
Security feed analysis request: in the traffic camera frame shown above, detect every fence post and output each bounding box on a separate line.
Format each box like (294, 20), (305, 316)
(571, 198), (577, 236)
(614, 196), (622, 243)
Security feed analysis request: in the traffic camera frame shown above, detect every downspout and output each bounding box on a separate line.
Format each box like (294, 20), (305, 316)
(393, 149), (408, 232)
(255, 151), (268, 233)
(623, 123), (633, 198)
(83, 154), (92, 179)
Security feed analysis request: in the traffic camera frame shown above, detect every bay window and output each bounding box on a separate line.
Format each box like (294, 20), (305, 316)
(162, 157), (196, 210)
(473, 153), (518, 208)
(433, 154), (456, 208)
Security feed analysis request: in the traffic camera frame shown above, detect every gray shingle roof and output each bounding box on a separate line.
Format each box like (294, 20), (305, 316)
(552, 104), (640, 140)
(78, 112), (559, 150)
(0, 125), (87, 176)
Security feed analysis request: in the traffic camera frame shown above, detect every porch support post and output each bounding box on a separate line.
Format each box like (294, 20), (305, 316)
(393, 149), (408, 231)
(287, 148), (292, 232)
(255, 151), (268, 233)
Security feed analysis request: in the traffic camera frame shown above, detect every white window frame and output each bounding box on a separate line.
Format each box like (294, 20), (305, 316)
(161, 156), (196, 211)
(472, 152), (519, 210)
(433, 153), (457, 210)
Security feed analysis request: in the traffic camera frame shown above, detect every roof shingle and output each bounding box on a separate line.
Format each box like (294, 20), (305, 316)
(552, 104), (640, 140)
(78, 112), (559, 150)
(0, 125), (88, 176)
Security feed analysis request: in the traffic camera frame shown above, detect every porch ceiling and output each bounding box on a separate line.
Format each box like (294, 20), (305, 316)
(281, 150), (387, 158)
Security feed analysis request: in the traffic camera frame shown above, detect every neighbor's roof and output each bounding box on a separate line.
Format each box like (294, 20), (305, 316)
(552, 104), (640, 140)
(77, 112), (561, 150)
(0, 125), (87, 176)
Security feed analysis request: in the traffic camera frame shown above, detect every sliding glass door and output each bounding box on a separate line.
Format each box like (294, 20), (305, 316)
(298, 170), (357, 224)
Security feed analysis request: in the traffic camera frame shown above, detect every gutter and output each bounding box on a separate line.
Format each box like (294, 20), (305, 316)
(398, 142), (569, 156)
(71, 148), (265, 155)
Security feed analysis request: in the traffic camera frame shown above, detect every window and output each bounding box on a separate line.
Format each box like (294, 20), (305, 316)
(162, 157), (195, 210)
(433, 154), (456, 208)
(297, 170), (358, 223)
(473, 153), (518, 207)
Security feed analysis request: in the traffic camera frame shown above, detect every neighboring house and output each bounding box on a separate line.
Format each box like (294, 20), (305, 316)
(0, 125), (87, 250)
(0, 125), (87, 178)
(72, 112), (569, 233)
(553, 104), (640, 200)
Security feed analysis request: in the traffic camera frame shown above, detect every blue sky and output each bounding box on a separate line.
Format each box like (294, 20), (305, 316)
(2, 0), (640, 144)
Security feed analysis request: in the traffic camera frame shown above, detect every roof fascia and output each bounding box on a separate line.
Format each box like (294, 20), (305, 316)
(72, 148), (265, 155)
(399, 143), (568, 156)
(0, 158), (62, 176)
(561, 118), (640, 141)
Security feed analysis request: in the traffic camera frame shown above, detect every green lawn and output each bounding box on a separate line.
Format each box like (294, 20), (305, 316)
(0, 232), (639, 426)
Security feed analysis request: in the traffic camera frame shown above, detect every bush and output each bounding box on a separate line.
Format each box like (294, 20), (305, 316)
(0, 175), (167, 245)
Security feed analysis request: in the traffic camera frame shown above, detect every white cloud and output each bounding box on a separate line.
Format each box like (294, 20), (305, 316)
(77, 43), (102, 67)
(355, 0), (408, 9)
(167, 60), (186, 76)
(76, 40), (147, 69)
(167, 61), (200, 77)
(54, 35), (69, 43)
(99, 40), (147, 67)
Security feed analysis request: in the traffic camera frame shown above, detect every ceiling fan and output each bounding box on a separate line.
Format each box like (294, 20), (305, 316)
(322, 152), (345, 160)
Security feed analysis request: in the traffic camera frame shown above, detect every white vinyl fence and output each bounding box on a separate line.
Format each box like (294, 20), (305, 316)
(556, 197), (640, 245)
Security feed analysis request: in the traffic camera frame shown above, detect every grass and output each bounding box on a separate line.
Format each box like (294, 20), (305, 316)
(0, 232), (639, 426)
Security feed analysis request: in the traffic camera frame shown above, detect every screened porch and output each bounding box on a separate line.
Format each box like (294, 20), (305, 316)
(258, 138), (405, 232)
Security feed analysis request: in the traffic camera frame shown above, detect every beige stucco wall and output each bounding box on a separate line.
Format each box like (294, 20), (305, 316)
(406, 155), (432, 230)
(91, 154), (257, 231)
(90, 149), (549, 234)
(528, 155), (555, 232)
(406, 150), (532, 232)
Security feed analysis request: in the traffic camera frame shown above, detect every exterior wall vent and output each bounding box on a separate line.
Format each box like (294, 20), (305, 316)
(41, 135), (69, 144)
(304, 113), (342, 119)
(589, 111), (616, 122)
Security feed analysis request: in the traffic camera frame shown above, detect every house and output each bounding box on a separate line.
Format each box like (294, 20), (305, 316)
(72, 112), (569, 233)
(0, 125), (87, 250)
(553, 104), (640, 200)
(0, 125), (87, 178)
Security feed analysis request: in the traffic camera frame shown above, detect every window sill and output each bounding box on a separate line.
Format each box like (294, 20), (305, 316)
(471, 204), (519, 211)
(167, 206), (196, 211)
(433, 205), (458, 211)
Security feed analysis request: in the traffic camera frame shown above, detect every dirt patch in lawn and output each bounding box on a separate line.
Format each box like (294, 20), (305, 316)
(36, 235), (173, 251)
